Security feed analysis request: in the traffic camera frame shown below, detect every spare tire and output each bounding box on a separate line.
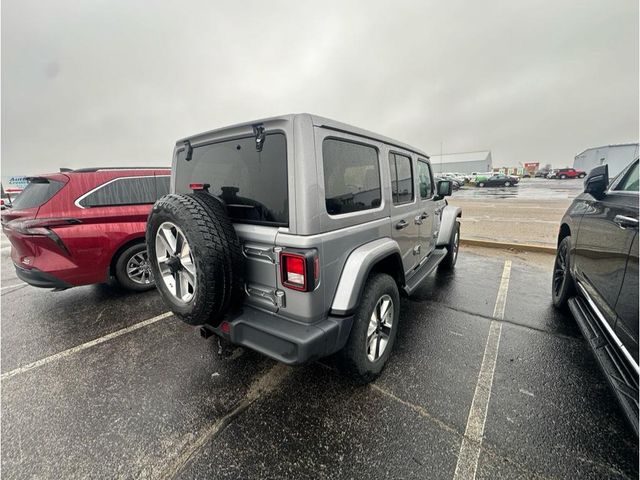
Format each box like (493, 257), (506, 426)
(146, 193), (244, 326)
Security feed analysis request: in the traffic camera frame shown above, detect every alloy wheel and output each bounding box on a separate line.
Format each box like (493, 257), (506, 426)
(126, 251), (153, 285)
(553, 242), (568, 296)
(452, 230), (459, 263)
(155, 222), (196, 303)
(366, 294), (394, 362)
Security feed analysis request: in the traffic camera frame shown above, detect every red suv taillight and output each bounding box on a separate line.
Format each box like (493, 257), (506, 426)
(280, 250), (319, 292)
(5, 217), (81, 234)
(4, 218), (81, 255)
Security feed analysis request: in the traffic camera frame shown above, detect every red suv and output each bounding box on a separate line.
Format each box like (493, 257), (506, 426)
(548, 168), (587, 179)
(1, 167), (170, 291)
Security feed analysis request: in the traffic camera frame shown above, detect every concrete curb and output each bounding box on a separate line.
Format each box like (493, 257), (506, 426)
(460, 238), (556, 254)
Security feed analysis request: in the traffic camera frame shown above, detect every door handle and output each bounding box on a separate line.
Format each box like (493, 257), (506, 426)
(614, 215), (639, 229)
(395, 220), (409, 230)
(420, 212), (429, 220)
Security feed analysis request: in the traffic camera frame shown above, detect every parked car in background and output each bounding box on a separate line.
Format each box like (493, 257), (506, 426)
(436, 174), (461, 190)
(535, 169), (551, 178)
(446, 173), (467, 184)
(449, 172), (470, 183)
(475, 173), (519, 187)
(1, 186), (21, 209)
(548, 168), (586, 179)
(552, 158), (639, 435)
(1, 167), (170, 291)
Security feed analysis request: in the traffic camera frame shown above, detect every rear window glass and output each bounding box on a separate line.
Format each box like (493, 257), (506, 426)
(11, 178), (65, 210)
(175, 133), (288, 226)
(323, 138), (381, 215)
(79, 176), (169, 208)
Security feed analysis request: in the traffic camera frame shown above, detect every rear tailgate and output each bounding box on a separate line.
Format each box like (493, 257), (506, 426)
(235, 224), (281, 312)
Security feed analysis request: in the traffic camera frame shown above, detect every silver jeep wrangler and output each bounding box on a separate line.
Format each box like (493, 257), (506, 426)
(146, 114), (461, 382)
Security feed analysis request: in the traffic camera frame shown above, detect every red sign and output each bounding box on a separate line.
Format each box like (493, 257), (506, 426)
(524, 162), (539, 170)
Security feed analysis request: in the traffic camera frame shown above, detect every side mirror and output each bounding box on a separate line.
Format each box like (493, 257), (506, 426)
(436, 179), (453, 199)
(584, 164), (608, 197)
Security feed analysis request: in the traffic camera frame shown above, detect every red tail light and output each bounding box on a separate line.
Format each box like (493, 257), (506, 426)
(4, 218), (81, 256)
(5, 218), (81, 235)
(280, 250), (319, 292)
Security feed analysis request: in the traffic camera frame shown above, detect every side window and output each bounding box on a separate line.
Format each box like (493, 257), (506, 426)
(417, 160), (433, 199)
(614, 161), (639, 192)
(323, 138), (381, 215)
(389, 153), (414, 204)
(79, 176), (159, 208)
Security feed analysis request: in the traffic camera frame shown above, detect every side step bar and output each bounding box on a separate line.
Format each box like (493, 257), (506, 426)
(569, 296), (639, 436)
(403, 247), (447, 296)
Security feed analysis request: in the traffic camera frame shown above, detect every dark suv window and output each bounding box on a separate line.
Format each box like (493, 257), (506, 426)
(175, 133), (288, 226)
(389, 153), (414, 204)
(323, 138), (381, 215)
(614, 161), (639, 192)
(11, 177), (65, 210)
(79, 176), (169, 208)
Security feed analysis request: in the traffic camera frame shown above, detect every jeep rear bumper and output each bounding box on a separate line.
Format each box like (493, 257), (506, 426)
(213, 307), (354, 365)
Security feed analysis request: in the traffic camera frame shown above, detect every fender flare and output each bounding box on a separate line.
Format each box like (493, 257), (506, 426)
(436, 205), (462, 247)
(330, 238), (403, 316)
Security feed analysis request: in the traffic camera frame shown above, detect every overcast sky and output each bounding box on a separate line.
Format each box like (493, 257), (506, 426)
(2, 0), (638, 181)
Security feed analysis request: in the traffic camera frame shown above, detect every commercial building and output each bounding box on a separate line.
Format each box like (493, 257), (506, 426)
(429, 150), (492, 174)
(574, 143), (638, 177)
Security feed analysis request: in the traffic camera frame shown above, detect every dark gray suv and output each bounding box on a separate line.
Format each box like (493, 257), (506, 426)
(146, 114), (461, 382)
(553, 158), (639, 434)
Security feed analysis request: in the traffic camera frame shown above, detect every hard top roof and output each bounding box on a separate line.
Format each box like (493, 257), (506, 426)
(177, 113), (430, 158)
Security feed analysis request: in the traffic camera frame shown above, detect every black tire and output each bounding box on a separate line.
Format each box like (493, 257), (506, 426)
(504, 181), (511, 187)
(336, 274), (400, 384)
(114, 242), (155, 292)
(560, 174), (567, 179)
(578, 173), (586, 178)
(478, 182), (485, 188)
(190, 192), (245, 310)
(146, 193), (244, 326)
(552, 236), (575, 310)
(439, 221), (460, 270)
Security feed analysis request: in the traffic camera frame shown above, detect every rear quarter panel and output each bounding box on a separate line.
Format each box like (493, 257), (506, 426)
(47, 205), (152, 285)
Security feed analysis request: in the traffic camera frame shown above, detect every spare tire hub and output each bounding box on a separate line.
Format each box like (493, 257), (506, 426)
(155, 222), (196, 303)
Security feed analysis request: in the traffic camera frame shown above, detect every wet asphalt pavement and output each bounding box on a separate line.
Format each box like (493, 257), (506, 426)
(1, 238), (638, 479)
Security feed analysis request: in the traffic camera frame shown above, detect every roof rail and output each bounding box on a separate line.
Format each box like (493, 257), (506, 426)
(65, 167), (170, 173)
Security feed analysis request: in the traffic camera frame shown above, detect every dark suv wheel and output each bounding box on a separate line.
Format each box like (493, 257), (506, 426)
(552, 236), (575, 310)
(337, 273), (400, 383)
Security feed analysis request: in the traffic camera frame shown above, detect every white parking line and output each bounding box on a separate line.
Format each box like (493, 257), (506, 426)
(453, 260), (511, 480)
(1, 311), (173, 381)
(1, 282), (27, 291)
